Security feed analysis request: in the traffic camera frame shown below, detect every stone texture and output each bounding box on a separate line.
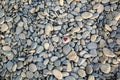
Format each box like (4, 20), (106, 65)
(100, 63), (111, 73)
(103, 48), (116, 57)
(53, 69), (63, 79)
(29, 63), (37, 72)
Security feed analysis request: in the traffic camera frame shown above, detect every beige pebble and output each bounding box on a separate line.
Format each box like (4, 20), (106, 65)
(53, 69), (63, 79)
(1, 24), (8, 32)
(44, 43), (49, 50)
(103, 48), (116, 57)
(2, 46), (11, 51)
(66, 62), (72, 72)
(91, 35), (97, 42)
(67, 50), (79, 62)
(105, 24), (112, 31)
(100, 63), (111, 73)
(59, 0), (64, 6)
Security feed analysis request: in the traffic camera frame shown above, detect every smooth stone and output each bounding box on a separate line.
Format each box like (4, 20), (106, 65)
(54, 60), (61, 67)
(16, 26), (23, 34)
(65, 76), (76, 80)
(1, 24), (8, 32)
(50, 56), (58, 62)
(19, 33), (26, 39)
(87, 42), (97, 49)
(81, 12), (93, 19)
(78, 69), (86, 77)
(99, 39), (106, 48)
(66, 62), (72, 72)
(100, 63), (111, 73)
(27, 39), (32, 46)
(86, 65), (93, 74)
(26, 71), (33, 79)
(88, 75), (95, 80)
(0, 9), (5, 18)
(36, 46), (44, 53)
(18, 21), (24, 27)
(75, 16), (83, 21)
(45, 24), (53, 36)
(44, 43), (49, 50)
(31, 42), (37, 49)
(3, 52), (14, 60)
(53, 69), (63, 79)
(53, 26), (61, 30)
(78, 58), (86, 66)
(2, 46), (11, 51)
(29, 63), (37, 72)
(66, 0), (73, 4)
(103, 48), (116, 57)
(72, 27), (80, 33)
(6, 17), (13, 22)
(17, 62), (23, 69)
(91, 35), (97, 42)
(90, 49), (97, 57)
(63, 45), (71, 55)
(34, 71), (39, 78)
(43, 59), (49, 65)
(7, 61), (13, 70)
(52, 36), (59, 42)
(12, 64), (17, 72)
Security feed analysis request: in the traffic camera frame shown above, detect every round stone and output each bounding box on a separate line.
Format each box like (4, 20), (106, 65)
(78, 69), (86, 77)
(44, 42), (49, 50)
(103, 48), (116, 57)
(26, 71), (33, 79)
(19, 33), (26, 39)
(87, 42), (97, 49)
(100, 63), (111, 73)
(81, 12), (93, 19)
(53, 69), (63, 79)
(1, 24), (8, 32)
(36, 46), (44, 53)
(29, 63), (37, 72)
(86, 65), (93, 74)
(88, 75), (95, 80)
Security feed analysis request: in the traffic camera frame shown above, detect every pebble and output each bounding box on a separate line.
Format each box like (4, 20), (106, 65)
(66, 0), (73, 4)
(66, 62), (72, 72)
(87, 42), (97, 49)
(50, 56), (58, 62)
(52, 69), (63, 79)
(63, 45), (71, 55)
(52, 36), (59, 42)
(59, 0), (64, 6)
(29, 63), (37, 72)
(2, 46), (11, 51)
(91, 35), (97, 42)
(6, 61), (13, 70)
(88, 75), (95, 80)
(19, 33), (26, 39)
(67, 50), (79, 62)
(12, 64), (17, 72)
(93, 4), (104, 13)
(65, 76), (76, 80)
(18, 21), (24, 27)
(53, 26), (61, 31)
(105, 24), (112, 31)
(78, 69), (86, 77)
(45, 24), (53, 36)
(0, 9), (5, 18)
(86, 65), (93, 74)
(44, 42), (49, 50)
(26, 71), (33, 79)
(100, 63), (111, 73)
(103, 48), (116, 57)
(3, 52), (14, 60)
(16, 26), (23, 34)
(36, 46), (44, 53)
(1, 24), (8, 32)
(81, 12), (93, 19)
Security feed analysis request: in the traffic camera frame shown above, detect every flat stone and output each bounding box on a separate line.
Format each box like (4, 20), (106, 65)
(17, 62), (23, 69)
(93, 4), (104, 13)
(3, 52), (14, 60)
(31, 42), (37, 49)
(66, 62), (72, 72)
(12, 64), (17, 72)
(36, 46), (44, 53)
(63, 37), (71, 43)
(63, 45), (71, 55)
(29, 63), (37, 72)
(67, 50), (79, 62)
(53, 26), (61, 30)
(103, 48), (116, 57)
(90, 49), (97, 57)
(78, 69), (86, 77)
(87, 42), (97, 49)
(50, 56), (58, 62)
(52, 36), (59, 42)
(2, 46), (11, 51)
(26, 71), (33, 79)
(100, 63), (111, 73)
(86, 65), (93, 74)
(1, 24), (8, 32)
(53, 69), (63, 79)
(59, 0), (64, 6)
(81, 12), (93, 19)
(91, 35), (97, 42)
(99, 39), (106, 48)
(6, 61), (13, 70)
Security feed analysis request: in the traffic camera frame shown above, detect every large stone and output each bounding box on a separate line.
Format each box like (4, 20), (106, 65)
(81, 12), (93, 19)
(53, 69), (63, 79)
(100, 63), (111, 73)
(78, 69), (86, 77)
(2, 46), (11, 51)
(29, 63), (37, 72)
(103, 48), (116, 57)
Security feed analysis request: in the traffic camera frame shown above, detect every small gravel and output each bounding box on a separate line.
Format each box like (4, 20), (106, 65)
(29, 63), (37, 72)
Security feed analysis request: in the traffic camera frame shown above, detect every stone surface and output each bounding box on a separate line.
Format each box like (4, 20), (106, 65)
(26, 71), (33, 79)
(100, 63), (111, 73)
(67, 50), (79, 62)
(29, 63), (37, 72)
(81, 12), (93, 19)
(103, 48), (116, 57)
(2, 46), (11, 51)
(44, 43), (49, 50)
(87, 42), (97, 49)
(63, 45), (71, 55)
(78, 69), (86, 77)
(53, 69), (63, 79)
(1, 24), (8, 32)
(36, 46), (44, 53)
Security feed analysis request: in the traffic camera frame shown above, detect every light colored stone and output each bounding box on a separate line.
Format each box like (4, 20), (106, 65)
(2, 46), (11, 51)
(99, 39), (106, 48)
(105, 24), (112, 31)
(63, 45), (71, 55)
(93, 4), (104, 13)
(78, 69), (86, 77)
(0, 9), (5, 18)
(100, 63), (111, 73)
(86, 65), (93, 74)
(50, 56), (58, 62)
(63, 37), (71, 43)
(91, 35), (97, 42)
(87, 42), (97, 49)
(26, 71), (33, 79)
(45, 24), (53, 36)
(36, 46), (44, 53)
(53, 69), (63, 79)
(18, 21), (24, 27)
(67, 62), (72, 72)
(7, 61), (13, 70)
(19, 33), (26, 39)
(102, 0), (110, 3)
(81, 12), (93, 19)
(59, 0), (64, 6)
(67, 50), (79, 62)
(114, 12), (120, 21)
(72, 27), (80, 33)
(52, 36), (59, 42)
(88, 75), (95, 80)
(1, 24), (8, 32)
(66, 0), (73, 4)
(44, 42), (49, 50)
(103, 48), (116, 57)
(3, 52), (14, 60)
(29, 63), (37, 72)
(12, 64), (17, 72)
(16, 26), (23, 34)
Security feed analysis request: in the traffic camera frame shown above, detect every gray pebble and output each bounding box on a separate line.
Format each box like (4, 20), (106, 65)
(29, 63), (37, 72)
(100, 63), (111, 73)
(50, 56), (58, 62)
(16, 26), (23, 34)
(26, 71), (33, 79)
(78, 69), (86, 77)
(17, 62), (23, 69)
(2, 46), (11, 51)
(1, 24), (8, 32)
(63, 45), (71, 55)
(87, 42), (97, 49)
(86, 65), (93, 74)
(31, 42), (38, 49)
(6, 61), (13, 70)
(36, 46), (44, 53)
(0, 9), (5, 18)
(65, 76), (76, 80)
(19, 33), (26, 39)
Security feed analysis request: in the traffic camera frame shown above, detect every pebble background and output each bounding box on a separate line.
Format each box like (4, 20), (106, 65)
(0, 0), (120, 80)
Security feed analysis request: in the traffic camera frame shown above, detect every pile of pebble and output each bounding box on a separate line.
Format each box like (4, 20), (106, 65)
(0, 0), (120, 80)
